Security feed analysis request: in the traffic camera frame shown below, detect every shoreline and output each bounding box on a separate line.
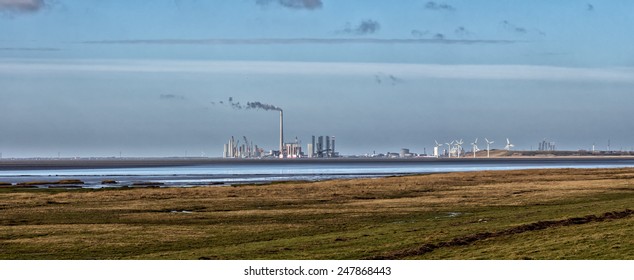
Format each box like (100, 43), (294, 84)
(2, 156), (634, 170)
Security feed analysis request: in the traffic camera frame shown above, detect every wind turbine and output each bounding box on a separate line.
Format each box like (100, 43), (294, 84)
(505, 138), (515, 151)
(485, 138), (494, 158)
(471, 138), (480, 158)
(445, 141), (454, 158)
(455, 139), (464, 158)
(434, 140), (444, 158)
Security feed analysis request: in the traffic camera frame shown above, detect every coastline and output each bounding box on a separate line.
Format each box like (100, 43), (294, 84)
(3, 156), (634, 170)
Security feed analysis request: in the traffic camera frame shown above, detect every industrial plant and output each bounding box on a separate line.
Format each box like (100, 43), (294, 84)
(218, 99), (629, 160)
(538, 139), (556, 151)
(221, 101), (337, 158)
(222, 134), (337, 159)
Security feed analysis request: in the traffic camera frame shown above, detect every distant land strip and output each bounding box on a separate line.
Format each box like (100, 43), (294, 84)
(2, 157), (634, 170)
(369, 209), (634, 260)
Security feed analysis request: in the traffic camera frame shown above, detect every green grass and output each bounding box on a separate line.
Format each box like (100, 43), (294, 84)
(0, 168), (633, 259)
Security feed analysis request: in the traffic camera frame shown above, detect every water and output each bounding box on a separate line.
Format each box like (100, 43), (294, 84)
(2, 158), (634, 188)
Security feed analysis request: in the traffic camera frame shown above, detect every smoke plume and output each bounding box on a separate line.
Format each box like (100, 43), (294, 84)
(246, 101), (282, 111)
(213, 97), (282, 111)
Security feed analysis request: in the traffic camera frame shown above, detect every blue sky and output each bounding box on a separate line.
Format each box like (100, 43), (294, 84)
(2, 0), (634, 157)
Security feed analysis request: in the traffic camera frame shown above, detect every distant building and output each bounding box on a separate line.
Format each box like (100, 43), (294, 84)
(538, 139), (556, 151)
(400, 148), (410, 158)
(222, 136), (264, 158)
(307, 143), (314, 158)
(310, 135), (338, 158)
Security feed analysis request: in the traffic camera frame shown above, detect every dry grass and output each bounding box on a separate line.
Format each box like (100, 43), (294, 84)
(1, 168), (633, 259)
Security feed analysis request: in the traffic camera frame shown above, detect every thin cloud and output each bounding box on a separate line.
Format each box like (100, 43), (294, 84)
(6, 60), (634, 83)
(256, 0), (322, 10)
(375, 72), (404, 86)
(454, 26), (470, 37)
(0, 47), (60, 51)
(159, 94), (186, 100)
(411, 29), (430, 38)
(0, 0), (45, 13)
(339, 20), (381, 35)
(501, 20), (528, 35)
(424, 1), (455, 11)
(83, 37), (515, 45)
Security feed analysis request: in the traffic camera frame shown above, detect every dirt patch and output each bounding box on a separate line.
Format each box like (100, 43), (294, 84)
(17, 180), (84, 186)
(369, 209), (634, 260)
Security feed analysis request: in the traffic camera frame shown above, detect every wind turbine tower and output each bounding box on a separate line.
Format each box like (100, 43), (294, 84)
(471, 138), (479, 158)
(455, 139), (464, 158)
(485, 138), (494, 158)
(445, 141), (454, 158)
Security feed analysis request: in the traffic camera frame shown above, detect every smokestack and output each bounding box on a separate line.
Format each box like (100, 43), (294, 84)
(280, 110), (284, 158)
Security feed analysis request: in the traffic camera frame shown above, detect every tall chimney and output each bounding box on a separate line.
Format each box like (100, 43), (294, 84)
(279, 110), (284, 158)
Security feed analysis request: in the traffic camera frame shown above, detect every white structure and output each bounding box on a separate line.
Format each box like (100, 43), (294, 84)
(455, 139), (464, 157)
(505, 138), (515, 151)
(471, 138), (480, 158)
(434, 140), (443, 158)
(485, 138), (494, 158)
(307, 143), (314, 158)
(445, 141), (454, 158)
(279, 110), (284, 158)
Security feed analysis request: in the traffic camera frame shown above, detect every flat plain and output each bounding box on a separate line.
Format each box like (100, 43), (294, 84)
(1, 168), (633, 259)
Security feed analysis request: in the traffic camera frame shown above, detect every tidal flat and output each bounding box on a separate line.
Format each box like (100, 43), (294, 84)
(0, 168), (633, 260)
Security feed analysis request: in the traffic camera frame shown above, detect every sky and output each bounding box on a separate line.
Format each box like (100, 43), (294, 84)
(2, 0), (634, 157)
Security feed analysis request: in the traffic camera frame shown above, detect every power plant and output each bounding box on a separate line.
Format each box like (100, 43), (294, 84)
(220, 101), (337, 158)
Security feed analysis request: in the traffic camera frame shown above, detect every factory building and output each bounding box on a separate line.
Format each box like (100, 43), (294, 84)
(433, 146), (440, 158)
(222, 136), (264, 158)
(283, 137), (302, 158)
(308, 135), (337, 158)
(307, 143), (314, 158)
(400, 148), (414, 158)
(538, 139), (556, 151)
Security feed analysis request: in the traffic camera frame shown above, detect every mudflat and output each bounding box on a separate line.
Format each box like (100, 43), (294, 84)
(3, 156), (634, 170)
(0, 168), (633, 259)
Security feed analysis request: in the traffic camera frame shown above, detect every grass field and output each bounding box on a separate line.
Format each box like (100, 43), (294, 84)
(1, 168), (633, 259)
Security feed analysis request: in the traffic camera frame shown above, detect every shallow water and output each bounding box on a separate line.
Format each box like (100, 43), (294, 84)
(2, 159), (634, 188)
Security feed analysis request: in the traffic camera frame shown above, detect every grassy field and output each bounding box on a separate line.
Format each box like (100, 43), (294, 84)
(1, 168), (633, 260)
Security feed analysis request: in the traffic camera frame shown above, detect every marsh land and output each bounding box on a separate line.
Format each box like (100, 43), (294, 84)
(1, 168), (633, 259)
